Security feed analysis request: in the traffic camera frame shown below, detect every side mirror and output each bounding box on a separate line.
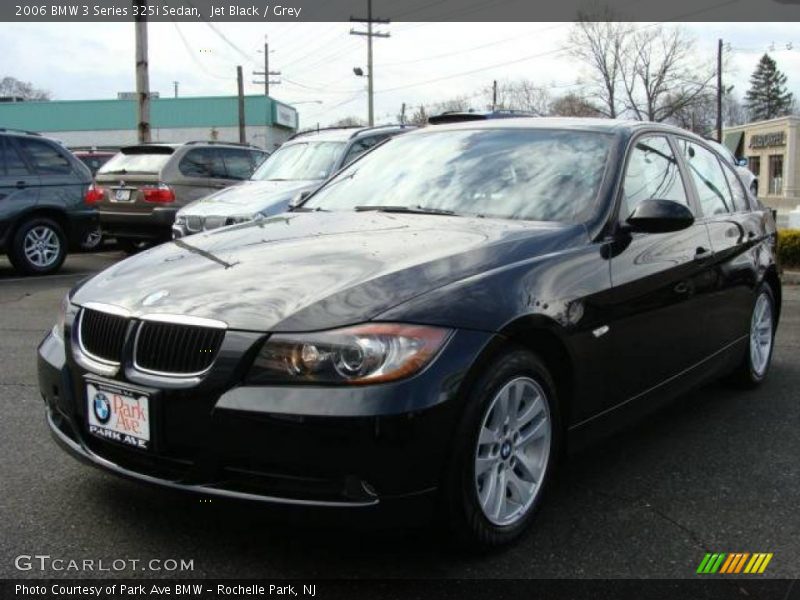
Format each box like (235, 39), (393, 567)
(625, 199), (694, 234)
(736, 157), (748, 167)
(289, 189), (312, 209)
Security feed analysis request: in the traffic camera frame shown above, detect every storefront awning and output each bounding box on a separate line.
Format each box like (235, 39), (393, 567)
(723, 131), (745, 158)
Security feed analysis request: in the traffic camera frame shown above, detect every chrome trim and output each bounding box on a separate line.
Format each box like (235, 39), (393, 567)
(47, 410), (378, 508)
(132, 319), (225, 379)
(139, 313), (228, 329)
(73, 308), (122, 377)
(81, 301), (133, 318)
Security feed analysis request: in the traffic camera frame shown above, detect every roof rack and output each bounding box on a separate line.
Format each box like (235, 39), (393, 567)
(183, 140), (261, 148)
(0, 128), (41, 136)
(347, 124), (413, 139)
(288, 125), (362, 141)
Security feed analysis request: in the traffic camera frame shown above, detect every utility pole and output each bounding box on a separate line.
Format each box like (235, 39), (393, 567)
(492, 80), (498, 110)
(237, 65), (246, 144)
(716, 38), (723, 142)
(400, 102), (406, 125)
(173, 81), (179, 98)
(253, 38), (281, 96)
(134, 0), (151, 143)
(350, 0), (390, 127)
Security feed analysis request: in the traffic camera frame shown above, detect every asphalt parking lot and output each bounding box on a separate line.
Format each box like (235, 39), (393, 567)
(0, 251), (798, 579)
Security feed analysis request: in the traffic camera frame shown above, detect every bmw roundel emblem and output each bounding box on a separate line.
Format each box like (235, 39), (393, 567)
(93, 392), (111, 424)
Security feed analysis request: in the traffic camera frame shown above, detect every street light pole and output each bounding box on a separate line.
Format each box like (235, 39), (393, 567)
(350, 0), (389, 127)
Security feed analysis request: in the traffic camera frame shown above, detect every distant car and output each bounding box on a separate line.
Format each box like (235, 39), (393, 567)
(173, 125), (413, 238)
(707, 140), (758, 196)
(71, 148), (117, 176)
(0, 129), (95, 275)
(89, 141), (268, 252)
(428, 109), (537, 125)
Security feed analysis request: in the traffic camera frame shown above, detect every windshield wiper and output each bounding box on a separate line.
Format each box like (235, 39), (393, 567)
(354, 205), (457, 216)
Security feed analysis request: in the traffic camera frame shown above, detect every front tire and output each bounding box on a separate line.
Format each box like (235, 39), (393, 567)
(730, 284), (776, 388)
(8, 217), (67, 275)
(444, 347), (560, 548)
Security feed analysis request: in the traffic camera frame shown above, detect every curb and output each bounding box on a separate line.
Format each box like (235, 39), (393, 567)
(783, 270), (800, 285)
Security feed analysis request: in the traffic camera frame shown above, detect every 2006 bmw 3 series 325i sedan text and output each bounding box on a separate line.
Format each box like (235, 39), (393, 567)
(38, 119), (781, 547)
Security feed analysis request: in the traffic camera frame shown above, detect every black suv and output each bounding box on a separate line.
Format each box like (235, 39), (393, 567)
(91, 141), (268, 251)
(0, 129), (95, 275)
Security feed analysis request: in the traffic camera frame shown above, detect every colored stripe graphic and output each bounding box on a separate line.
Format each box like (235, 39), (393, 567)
(699, 553), (772, 574)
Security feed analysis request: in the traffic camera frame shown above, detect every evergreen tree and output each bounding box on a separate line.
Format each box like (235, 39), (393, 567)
(744, 54), (794, 121)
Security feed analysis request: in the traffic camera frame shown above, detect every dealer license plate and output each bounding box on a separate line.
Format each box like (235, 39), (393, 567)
(86, 380), (151, 450)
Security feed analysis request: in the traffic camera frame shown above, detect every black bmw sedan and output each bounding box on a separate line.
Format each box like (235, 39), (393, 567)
(38, 119), (781, 546)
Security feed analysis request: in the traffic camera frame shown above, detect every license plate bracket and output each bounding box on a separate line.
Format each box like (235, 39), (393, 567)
(85, 378), (153, 451)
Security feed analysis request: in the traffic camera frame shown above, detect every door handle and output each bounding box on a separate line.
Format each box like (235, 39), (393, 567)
(694, 246), (712, 261)
(15, 181), (27, 189)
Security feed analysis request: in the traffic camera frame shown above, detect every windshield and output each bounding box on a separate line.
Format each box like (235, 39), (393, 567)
(252, 141), (346, 181)
(98, 151), (173, 175)
(303, 129), (612, 222)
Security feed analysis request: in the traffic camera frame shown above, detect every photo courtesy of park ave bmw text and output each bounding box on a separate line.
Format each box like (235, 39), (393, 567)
(0, 0), (799, 599)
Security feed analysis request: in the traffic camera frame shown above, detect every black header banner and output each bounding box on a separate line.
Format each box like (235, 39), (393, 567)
(4, 0), (800, 22)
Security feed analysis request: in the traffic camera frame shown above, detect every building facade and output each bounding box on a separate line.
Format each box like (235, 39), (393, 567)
(724, 116), (800, 216)
(0, 94), (298, 151)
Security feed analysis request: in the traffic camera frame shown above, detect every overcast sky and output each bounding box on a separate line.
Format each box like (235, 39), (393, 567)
(1, 21), (799, 127)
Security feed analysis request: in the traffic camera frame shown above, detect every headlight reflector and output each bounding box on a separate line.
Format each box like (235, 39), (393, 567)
(247, 323), (452, 385)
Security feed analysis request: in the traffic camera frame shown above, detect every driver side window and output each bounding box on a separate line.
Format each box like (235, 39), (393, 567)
(622, 135), (688, 218)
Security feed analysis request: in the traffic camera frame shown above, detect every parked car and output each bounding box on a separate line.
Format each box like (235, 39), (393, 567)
(39, 119), (780, 547)
(173, 125), (412, 238)
(89, 141), (268, 252)
(428, 109), (537, 124)
(707, 139), (758, 196)
(71, 147), (117, 176)
(0, 129), (95, 274)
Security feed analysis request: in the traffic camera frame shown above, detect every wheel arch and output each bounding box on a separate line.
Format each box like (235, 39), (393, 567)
(763, 265), (781, 325)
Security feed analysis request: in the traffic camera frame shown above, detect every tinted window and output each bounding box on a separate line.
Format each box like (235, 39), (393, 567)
(179, 148), (227, 178)
(341, 135), (385, 166)
(679, 140), (733, 215)
(622, 136), (687, 217)
(304, 129), (612, 223)
(252, 141), (346, 181)
(1, 137), (31, 176)
(221, 148), (256, 180)
(721, 163), (749, 212)
(250, 150), (267, 169)
(99, 150), (173, 175)
(17, 138), (72, 175)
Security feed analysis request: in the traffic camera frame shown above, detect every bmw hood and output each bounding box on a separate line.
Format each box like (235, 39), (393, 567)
(72, 212), (586, 332)
(178, 179), (318, 218)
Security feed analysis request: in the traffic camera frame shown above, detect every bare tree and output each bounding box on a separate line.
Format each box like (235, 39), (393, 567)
(0, 76), (51, 101)
(408, 105), (428, 126)
(568, 8), (630, 118)
(549, 92), (603, 117)
(620, 26), (714, 123)
(484, 79), (551, 115)
(330, 116), (365, 127)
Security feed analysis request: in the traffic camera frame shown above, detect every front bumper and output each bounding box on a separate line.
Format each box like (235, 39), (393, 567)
(38, 326), (492, 510)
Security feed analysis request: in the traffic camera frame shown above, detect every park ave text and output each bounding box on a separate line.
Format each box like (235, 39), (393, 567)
(210, 4), (302, 18)
(16, 584), (316, 597)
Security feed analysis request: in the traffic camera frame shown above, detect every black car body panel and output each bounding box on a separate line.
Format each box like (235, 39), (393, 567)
(38, 118), (781, 511)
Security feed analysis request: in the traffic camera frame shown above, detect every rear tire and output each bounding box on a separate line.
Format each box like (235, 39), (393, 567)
(443, 346), (560, 548)
(8, 217), (67, 275)
(730, 283), (776, 388)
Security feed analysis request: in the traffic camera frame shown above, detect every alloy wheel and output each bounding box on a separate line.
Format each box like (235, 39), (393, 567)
(23, 225), (61, 268)
(750, 292), (773, 377)
(474, 376), (552, 526)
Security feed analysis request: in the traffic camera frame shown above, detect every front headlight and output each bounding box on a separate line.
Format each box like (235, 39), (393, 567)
(52, 293), (70, 342)
(174, 214), (186, 225)
(247, 323), (452, 385)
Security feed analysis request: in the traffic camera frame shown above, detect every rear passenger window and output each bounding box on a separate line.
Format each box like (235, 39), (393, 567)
(622, 136), (688, 217)
(679, 140), (733, 215)
(179, 148), (227, 178)
(721, 164), (749, 212)
(1, 138), (31, 176)
(221, 149), (256, 180)
(17, 138), (72, 175)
